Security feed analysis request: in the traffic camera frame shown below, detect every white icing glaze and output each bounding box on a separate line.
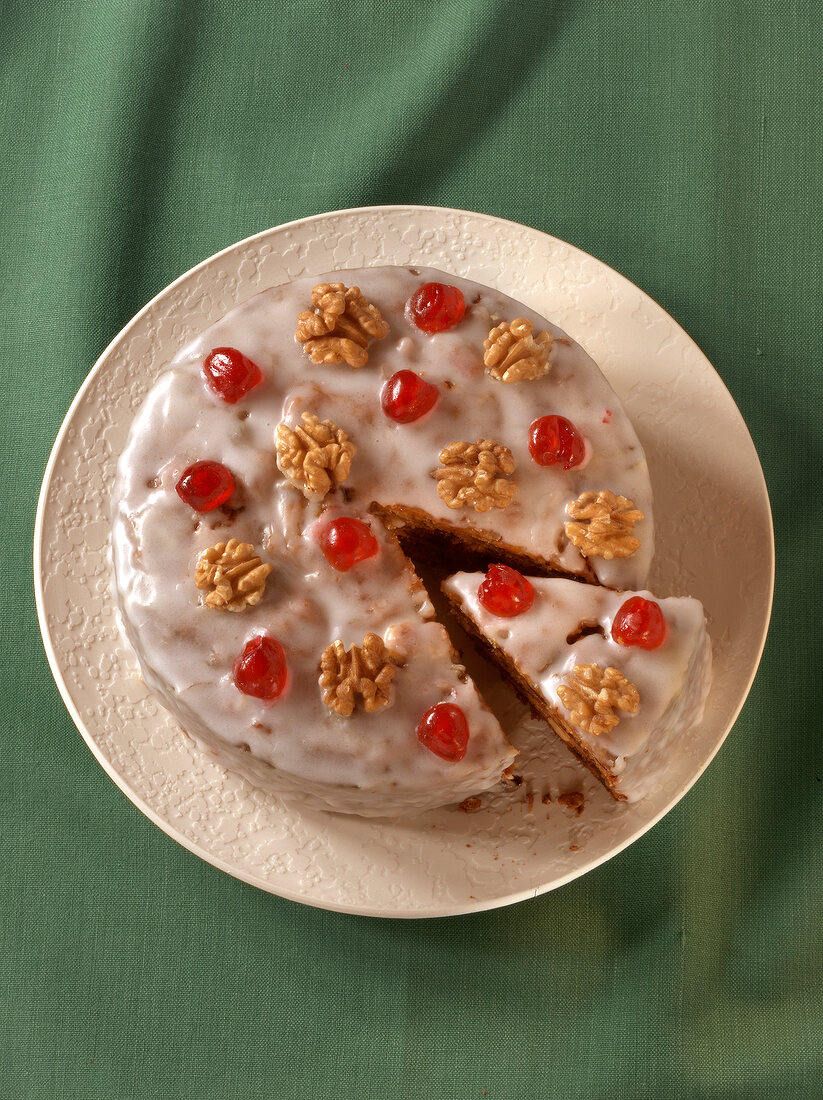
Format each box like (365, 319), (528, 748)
(443, 574), (712, 802)
(112, 265), (655, 816)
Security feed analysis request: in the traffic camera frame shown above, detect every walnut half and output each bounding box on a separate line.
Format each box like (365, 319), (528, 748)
(432, 439), (516, 512)
(483, 318), (553, 382)
(194, 539), (272, 612)
(275, 412), (355, 501)
(319, 633), (402, 716)
(564, 489), (643, 559)
(295, 283), (389, 368)
(557, 663), (639, 736)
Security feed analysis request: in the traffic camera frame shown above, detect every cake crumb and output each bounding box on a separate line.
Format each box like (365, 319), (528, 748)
(459, 796), (482, 813)
(541, 791), (552, 805)
(558, 791), (585, 816)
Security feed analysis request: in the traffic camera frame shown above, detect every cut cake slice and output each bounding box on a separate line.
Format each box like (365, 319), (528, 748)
(442, 573), (712, 802)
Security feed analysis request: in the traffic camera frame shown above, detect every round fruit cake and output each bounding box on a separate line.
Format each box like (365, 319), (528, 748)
(112, 265), (655, 816)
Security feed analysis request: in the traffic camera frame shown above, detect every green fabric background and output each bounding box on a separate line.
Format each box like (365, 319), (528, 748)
(2, 1), (821, 1097)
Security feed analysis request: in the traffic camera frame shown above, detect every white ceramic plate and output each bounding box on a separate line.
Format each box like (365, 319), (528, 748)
(34, 206), (773, 917)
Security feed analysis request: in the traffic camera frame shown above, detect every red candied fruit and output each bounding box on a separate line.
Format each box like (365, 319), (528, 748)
(202, 347), (263, 403)
(478, 564), (535, 618)
(406, 282), (466, 333)
(232, 635), (288, 700)
(416, 702), (470, 762)
(528, 415), (586, 470)
(380, 369), (439, 423)
(175, 460), (235, 512)
(319, 516), (379, 572)
(611, 596), (667, 650)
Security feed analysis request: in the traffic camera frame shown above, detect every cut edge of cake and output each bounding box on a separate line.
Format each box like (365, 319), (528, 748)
(370, 502), (600, 583)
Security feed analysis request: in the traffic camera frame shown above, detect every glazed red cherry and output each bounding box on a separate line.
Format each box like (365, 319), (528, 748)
(319, 516), (379, 572)
(380, 370), (439, 423)
(416, 702), (469, 762)
(611, 596), (667, 650)
(175, 461), (235, 512)
(232, 635), (288, 700)
(202, 347), (263, 403)
(406, 282), (466, 333)
(528, 415), (586, 469)
(477, 564), (535, 618)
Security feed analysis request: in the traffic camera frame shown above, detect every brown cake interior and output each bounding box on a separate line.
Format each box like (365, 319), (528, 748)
(370, 502), (599, 582)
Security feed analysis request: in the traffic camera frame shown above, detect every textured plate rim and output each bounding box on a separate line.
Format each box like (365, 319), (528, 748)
(33, 204), (775, 917)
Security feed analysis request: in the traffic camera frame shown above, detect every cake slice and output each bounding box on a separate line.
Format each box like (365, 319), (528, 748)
(442, 571), (712, 802)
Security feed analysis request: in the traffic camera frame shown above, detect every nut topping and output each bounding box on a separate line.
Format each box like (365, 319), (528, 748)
(483, 318), (553, 382)
(195, 539), (272, 612)
(275, 412), (356, 501)
(564, 489), (644, 559)
(295, 283), (389, 368)
(319, 633), (402, 716)
(433, 439), (516, 512)
(557, 663), (640, 736)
